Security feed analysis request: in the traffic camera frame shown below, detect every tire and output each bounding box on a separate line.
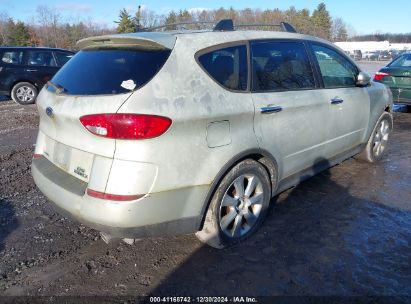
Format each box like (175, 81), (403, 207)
(11, 82), (38, 105)
(196, 159), (271, 249)
(357, 112), (393, 163)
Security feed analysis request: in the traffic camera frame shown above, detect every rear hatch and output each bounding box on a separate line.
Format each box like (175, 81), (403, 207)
(36, 33), (175, 183)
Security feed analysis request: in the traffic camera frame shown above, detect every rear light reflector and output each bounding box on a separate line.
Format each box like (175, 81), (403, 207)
(374, 72), (390, 81)
(79, 114), (172, 140)
(33, 154), (43, 159)
(86, 189), (144, 201)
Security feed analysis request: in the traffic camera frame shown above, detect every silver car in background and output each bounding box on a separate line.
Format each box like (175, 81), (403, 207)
(32, 20), (393, 248)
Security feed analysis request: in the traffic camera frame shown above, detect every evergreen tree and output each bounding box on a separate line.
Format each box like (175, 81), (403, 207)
(177, 9), (192, 23)
(115, 9), (136, 33)
(165, 11), (177, 30)
(311, 3), (332, 39)
(9, 21), (30, 46)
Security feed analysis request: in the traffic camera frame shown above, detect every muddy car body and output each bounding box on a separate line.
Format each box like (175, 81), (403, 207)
(32, 22), (393, 248)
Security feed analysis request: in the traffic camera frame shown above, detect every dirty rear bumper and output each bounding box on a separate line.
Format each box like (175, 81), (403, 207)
(32, 156), (207, 238)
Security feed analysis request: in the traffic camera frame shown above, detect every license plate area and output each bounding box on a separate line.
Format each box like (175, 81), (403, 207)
(42, 135), (94, 182)
(54, 142), (71, 171)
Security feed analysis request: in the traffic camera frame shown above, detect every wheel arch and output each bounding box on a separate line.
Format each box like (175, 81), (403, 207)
(196, 148), (279, 231)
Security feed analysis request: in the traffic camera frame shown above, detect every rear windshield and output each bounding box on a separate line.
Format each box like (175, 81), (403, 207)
(389, 54), (411, 68)
(48, 49), (171, 95)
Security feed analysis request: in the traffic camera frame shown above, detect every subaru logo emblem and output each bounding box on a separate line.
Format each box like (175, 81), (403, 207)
(46, 106), (54, 118)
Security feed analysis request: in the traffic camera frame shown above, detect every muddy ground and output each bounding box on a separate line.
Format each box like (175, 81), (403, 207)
(0, 97), (410, 300)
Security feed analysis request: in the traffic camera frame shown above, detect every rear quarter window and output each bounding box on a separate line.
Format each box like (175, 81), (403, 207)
(1, 51), (24, 65)
(49, 49), (171, 96)
(198, 45), (248, 91)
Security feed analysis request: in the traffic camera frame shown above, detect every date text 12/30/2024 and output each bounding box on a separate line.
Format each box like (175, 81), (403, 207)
(149, 297), (258, 303)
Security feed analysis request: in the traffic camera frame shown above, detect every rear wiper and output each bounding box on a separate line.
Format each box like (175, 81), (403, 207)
(47, 81), (67, 94)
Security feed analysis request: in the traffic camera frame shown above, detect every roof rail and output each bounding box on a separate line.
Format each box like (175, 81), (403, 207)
(234, 22), (297, 33)
(142, 19), (297, 33)
(142, 21), (216, 32)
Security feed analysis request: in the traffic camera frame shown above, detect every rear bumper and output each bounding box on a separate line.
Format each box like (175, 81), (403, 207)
(395, 98), (411, 105)
(32, 156), (208, 238)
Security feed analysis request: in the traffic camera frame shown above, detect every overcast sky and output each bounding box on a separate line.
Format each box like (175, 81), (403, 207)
(0, 0), (410, 34)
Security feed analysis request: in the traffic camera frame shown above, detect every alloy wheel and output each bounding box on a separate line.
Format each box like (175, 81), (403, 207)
(373, 119), (390, 157)
(16, 86), (35, 103)
(219, 174), (264, 238)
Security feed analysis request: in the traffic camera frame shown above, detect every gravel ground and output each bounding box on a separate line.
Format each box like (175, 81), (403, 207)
(0, 75), (410, 300)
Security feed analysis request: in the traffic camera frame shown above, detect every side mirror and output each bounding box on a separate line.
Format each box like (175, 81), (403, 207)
(356, 72), (371, 87)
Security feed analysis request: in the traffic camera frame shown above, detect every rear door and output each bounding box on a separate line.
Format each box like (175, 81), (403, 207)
(250, 40), (329, 178)
(309, 43), (369, 158)
(24, 49), (59, 88)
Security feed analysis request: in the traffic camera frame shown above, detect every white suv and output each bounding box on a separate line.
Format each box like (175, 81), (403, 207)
(32, 20), (393, 248)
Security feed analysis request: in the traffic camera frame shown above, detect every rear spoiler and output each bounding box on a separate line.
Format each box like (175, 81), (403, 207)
(77, 32), (176, 51)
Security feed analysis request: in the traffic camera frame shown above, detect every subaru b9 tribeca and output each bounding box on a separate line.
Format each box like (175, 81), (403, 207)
(32, 23), (393, 248)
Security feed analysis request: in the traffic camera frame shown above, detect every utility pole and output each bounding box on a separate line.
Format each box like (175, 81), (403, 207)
(136, 5), (141, 32)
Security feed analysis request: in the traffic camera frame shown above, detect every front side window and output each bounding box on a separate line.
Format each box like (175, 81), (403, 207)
(1, 51), (23, 65)
(27, 51), (57, 67)
(251, 41), (315, 92)
(198, 45), (248, 91)
(312, 44), (358, 88)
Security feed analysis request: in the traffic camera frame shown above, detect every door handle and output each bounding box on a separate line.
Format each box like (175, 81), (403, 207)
(26, 69), (37, 72)
(330, 97), (344, 104)
(260, 105), (282, 114)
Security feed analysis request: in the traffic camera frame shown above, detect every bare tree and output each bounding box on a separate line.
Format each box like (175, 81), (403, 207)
(0, 11), (10, 45)
(139, 8), (162, 28)
(332, 17), (348, 41)
(35, 5), (65, 47)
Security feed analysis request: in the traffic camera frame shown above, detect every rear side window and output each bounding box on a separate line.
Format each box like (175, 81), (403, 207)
(49, 49), (171, 95)
(389, 54), (411, 67)
(54, 51), (74, 66)
(312, 44), (358, 88)
(27, 50), (57, 67)
(251, 41), (315, 92)
(1, 51), (23, 65)
(198, 45), (248, 91)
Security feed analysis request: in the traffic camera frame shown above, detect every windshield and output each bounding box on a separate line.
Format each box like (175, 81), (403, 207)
(389, 54), (411, 68)
(48, 49), (171, 95)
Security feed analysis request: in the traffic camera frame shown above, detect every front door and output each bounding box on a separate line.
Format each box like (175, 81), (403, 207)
(310, 43), (370, 158)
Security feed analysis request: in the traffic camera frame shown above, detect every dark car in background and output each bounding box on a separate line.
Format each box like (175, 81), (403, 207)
(378, 51), (392, 61)
(374, 53), (411, 105)
(0, 47), (74, 104)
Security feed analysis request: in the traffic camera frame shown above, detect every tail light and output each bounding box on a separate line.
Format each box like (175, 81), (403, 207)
(86, 189), (144, 201)
(79, 114), (172, 140)
(33, 153), (43, 159)
(374, 72), (390, 81)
